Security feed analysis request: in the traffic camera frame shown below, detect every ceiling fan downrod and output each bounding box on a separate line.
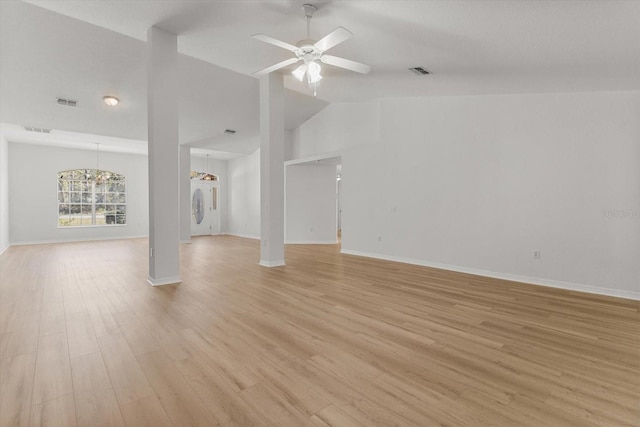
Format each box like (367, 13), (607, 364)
(302, 4), (317, 40)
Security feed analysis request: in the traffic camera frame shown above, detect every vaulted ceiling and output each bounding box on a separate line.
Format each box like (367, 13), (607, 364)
(2, 0), (639, 157)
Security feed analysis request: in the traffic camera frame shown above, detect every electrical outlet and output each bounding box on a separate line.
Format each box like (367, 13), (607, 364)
(534, 250), (541, 260)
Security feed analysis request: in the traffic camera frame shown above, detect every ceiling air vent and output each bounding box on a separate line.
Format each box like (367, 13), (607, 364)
(57, 97), (78, 107)
(24, 126), (51, 133)
(408, 67), (431, 75)
(224, 129), (236, 135)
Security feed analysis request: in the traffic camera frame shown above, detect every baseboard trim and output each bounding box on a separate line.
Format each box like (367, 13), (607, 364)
(286, 240), (338, 245)
(224, 232), (260, 240)
(180, 239), (192, 244)
(259, 259), (286, 268)
(340, 249), (640, 301)
(0, 244), (9, 256)
(10, 235), (148, 246)
(147, 276), (181, 286)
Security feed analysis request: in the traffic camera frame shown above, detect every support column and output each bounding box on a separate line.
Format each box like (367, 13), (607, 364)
(147, 26), (181, 285)
(259, 73), (285, 267)
(179, 145), (191, 243)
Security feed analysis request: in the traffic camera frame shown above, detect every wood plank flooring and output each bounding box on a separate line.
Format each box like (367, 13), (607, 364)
(0, 236), (638, 426)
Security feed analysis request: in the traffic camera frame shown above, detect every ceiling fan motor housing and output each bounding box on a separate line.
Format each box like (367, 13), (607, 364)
(295, 44), (322, 63)
(302, 4), (317, 18)
(296, 39), (317, 49)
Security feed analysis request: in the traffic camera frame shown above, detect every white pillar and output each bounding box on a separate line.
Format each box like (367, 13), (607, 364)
(147, 26), (181, 286)
(179, 145), (191, 243)
(259, 73), (285, 267)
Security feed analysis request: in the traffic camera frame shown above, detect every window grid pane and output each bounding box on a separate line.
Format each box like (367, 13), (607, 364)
(58, 170), (126, 227)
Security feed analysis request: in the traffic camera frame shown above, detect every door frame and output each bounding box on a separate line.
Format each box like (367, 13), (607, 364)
(190, 179), (221, 236)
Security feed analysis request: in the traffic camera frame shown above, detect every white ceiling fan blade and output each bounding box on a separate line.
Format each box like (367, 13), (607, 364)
(320, 55), (371, 74)
(314, 27), (352, 52)
(252, 34), (299, 52)
(253, 57), (300, 76)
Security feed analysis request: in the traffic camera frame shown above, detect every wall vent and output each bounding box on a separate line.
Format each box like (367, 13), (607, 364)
(224, 129), (236, 135)
(408, 67), (431, 75)
(57, 97), (78, 107)
(24, 126), (51, 133)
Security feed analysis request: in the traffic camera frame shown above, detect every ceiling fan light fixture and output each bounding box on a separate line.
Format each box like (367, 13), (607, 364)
(292, 61), (322, 86)
(292, 64), (307, 81)
(307, 61), (322, 83)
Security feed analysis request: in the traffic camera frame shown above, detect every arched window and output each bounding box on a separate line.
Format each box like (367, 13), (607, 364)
(190, 170), (218, 181)
(57, 169), (126, 227)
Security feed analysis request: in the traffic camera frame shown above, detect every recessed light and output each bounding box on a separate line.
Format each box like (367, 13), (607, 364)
(103, 96), (119, 106)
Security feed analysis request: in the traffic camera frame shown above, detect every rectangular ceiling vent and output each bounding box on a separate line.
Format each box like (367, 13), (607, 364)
(224, 129), (236, 135)
(24, 126), (51, 133)
(408, 67), (432, 75)
(57, 97), (78, 107)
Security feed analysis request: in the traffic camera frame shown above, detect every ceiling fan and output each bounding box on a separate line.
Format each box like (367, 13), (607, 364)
(252, 4), (371, 94)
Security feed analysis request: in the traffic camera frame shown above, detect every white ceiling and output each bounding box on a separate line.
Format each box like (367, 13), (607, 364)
(0, 0), (328, 157)
(2, 0), (640, 156)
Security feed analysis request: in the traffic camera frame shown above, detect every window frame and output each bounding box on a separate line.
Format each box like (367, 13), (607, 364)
(57, 169), (127, 228)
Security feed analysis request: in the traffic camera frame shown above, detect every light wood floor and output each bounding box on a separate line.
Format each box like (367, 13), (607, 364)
(1, 236), (638, 427)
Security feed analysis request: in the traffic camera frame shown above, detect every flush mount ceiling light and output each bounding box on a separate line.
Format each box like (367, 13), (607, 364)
(252, 3), (371, 96)
(103, 95), (119, 107)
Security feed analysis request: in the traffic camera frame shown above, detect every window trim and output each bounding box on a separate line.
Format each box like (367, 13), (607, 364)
(57, 169), (127, 228)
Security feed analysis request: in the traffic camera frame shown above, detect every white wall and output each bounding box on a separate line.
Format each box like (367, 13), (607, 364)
(286, 164), (337, 244)
(284, 130), (294, 161)
(9, 143), (149, 244)
(191, 155), (228, 233)
(0, 134), (9, 253)
(226, 149), (260, 239)
(293, 91), (640, 299)
(291, 102), (380, 159)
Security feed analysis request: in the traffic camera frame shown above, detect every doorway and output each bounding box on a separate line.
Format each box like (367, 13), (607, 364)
(284, 155), (341, 245)
(191, 179), (220, 236)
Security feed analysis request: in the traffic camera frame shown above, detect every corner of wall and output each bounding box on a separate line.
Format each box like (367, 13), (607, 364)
(0, 134), (9, 254)
(284, 130), (294, 161)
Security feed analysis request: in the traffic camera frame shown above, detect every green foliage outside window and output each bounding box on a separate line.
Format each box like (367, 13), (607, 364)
(57, 169), (126, 227)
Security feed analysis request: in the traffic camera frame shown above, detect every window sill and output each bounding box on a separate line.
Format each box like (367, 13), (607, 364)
(57, 224), (127, 229)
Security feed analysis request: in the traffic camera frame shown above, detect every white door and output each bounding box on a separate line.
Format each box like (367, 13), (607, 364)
(190, 181), (220, 236)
